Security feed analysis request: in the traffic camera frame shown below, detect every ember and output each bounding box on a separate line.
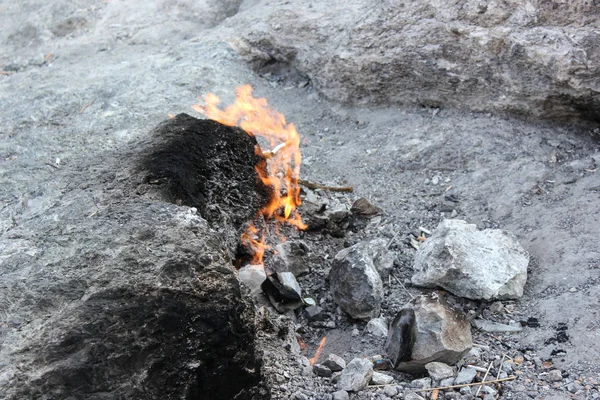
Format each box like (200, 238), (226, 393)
(193, 85), (306, 267)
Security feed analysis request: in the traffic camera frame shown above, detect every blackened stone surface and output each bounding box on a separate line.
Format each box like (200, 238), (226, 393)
(139, 113), (271, 231)
(0, 119), (268, 399)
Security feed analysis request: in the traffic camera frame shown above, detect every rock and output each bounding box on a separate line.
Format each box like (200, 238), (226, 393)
(385, 294), (472, 373)
(305, 305), (326, 321)
(410, 377), (432, 389)
(383, 385), (398, 397)
(261, 272), (304, 313)
(425, 362), (455, 380)
(0, 116), (269, 399)
(473, 319), (524, 332)
(338, 358), (374, 392)
(332, 390), (350, 400)
(330, 243), (384, 319)
(238, 264), (267, 296)
(404, 390), (426, 400)
(545, 369), (563, 382)
(365, 238), (395, 280)
(313, 364), (333, 378)
(454, 367), (478, 385)
(366, 317), (389, 337)
(350, 197), (382, 217)
(323, 354), (347, 372)
(370, 371), (394, 385)
(440, 377), (455, 387)
(233, 2), (600, 123)
(271, 240), (311, 277)
(412, 219), (529, 300)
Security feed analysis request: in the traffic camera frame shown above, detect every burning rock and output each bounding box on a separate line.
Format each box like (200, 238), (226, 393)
(412, 219), (529, 300)
(385, 293), (472, 373)
(329, 243), (384, 319)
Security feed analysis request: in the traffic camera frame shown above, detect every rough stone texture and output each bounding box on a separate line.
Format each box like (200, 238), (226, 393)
(329, 242), (384, 319)
(0, 117), (268, 399)
(238, 264), (267, 296)
(228, 0), (600, 123)
(270, 240), (311, 276)
(366, 317), (389, 338)
(386, 294), (473, 373)
(323, 354), (347, 372)
(412, 219), (529, 300)
(338, 358), (374, 392)
(454, 367), (478, 385)
(332, 390), (350, 400)
(425, 362), (455, 381)
(313, 364), (333, 378)
(370, 371), (394, 385)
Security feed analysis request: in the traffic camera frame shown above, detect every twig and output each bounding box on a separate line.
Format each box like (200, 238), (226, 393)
(497, 354), (507, 380)
(390, 272), (414, 299)
(298, 179), (353, 192)
(79, 98), (96, 113)
(475, 360), (494, 396)
(386, 230), (401, 249)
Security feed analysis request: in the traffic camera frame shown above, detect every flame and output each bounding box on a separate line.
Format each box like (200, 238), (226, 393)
(193, 85), (307, 266)
(309, 336), (327, 366)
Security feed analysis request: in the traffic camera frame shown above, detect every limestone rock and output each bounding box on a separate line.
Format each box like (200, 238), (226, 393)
(338, 358), (374, 392)
(230, 1), (600, 123)
(370, 371), (394, 385)
(425, 362), (455, 381)
(366, 317), (389, 338)
(385, 294), (473, 373)
(270, 240), (311, 277)
(330, 243), (384, 319)
(412, 219), (529, 300)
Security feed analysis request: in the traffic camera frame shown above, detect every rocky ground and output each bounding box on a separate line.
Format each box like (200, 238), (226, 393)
(1, 1), (599, 399)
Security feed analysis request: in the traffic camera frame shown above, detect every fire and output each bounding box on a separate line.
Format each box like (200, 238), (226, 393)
(192, 85), (307, 266)
(309, 336), (327, 366)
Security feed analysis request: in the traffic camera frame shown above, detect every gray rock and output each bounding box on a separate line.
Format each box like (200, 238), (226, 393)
(338, 358), (374, 392)
(404, 391), (426, 400)
(370, 371), (394, 385)
(323, 354), (347, 372)
(271, 240), (311, 277)
(305, 305), (326, 321)
(473, 319), (524, 332)
(238, 264), (267, 296)
(440, 377), (455, 387)
(330, 243), (384, 319)
(332, 390), (350, 400)
(364, 238), (395, 280)
(425, 362), (455, 380)
(410, 377), (432, 389)
(454, 367), (478, 385)
(385, 294), (472, 373)
(313, 364), (333, 378)
(233, 1), (600, 123)
(412, 219), (529, 300)
(366, 317), (389, 337)
(383, 385), (398, 397)
(545, 369), (563, 382)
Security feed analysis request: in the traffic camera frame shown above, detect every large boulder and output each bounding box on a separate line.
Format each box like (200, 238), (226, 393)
(411, 219), (529, 300)
(385, 294), (472, 373)
(226, 0), (600, 122)
(0, 116), (269, 399)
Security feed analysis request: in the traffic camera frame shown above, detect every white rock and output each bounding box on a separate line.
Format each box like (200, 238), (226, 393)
(338, 358), (374, 392)
(412, 219), (529, 300)
(366, 317), (389, 337)
(370, 371), (394, 385)
(237, 264), (266, 296)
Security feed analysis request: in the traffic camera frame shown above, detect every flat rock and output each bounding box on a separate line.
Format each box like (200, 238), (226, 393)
(454, 367), (478, 385)
(370, 371), (394, 385)
(338, 358), (374, 392)
(330, 243), (384, 319)
(412, 219), (529, 300)
(425, 362), (455, 380)
(385, 293), (472, 373)
(473, 319), (524, 332)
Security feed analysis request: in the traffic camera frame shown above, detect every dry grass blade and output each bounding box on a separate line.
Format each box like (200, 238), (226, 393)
(475, 360), (494, 396)
(79, 98), (96, 113)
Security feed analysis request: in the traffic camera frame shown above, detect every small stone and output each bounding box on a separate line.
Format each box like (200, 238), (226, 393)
(352, 327), (360, 336)
(294, 391), (309, 400)
(238, 264), (266, 295)
(367, 317), (389, 337)
(410, 377), (431, 389)
(370, 371), (394, 385)
(313, 363), (333, 377)
(305, 305), (326, 321)
(331, 390), (349, 400)
(425, 361), (454, 380)
(481, 385), (497, 396)
(383, 385), (398, 397)
(454, 367), (477, 385)
(404, 391), (426, 400)
(567, 382), (584, 393)
(472, 319), (523, 332)
(440, 377), (455, 387)
(459, 385), (472, 395)
(323, 354), (347, 372)
(489, 301), (504, 313)
(545, 369), (563, 382)
(339, 358), (374, 392)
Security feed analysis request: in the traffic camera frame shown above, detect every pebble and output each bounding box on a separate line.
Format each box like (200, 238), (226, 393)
(404, 391), (426, 400)
(371, 371), (394, 385)
(410, 377), (432, 389)
(454, 367), (478, 385)
(323, 354), (347, 372)
(313, 364), (333, 377)
(332, 390), (349, 400)
(545, 369), (563, 382)
(425, 361), (455, 380)
(383, 385), (398, 397)
(294, 391), (309, 400)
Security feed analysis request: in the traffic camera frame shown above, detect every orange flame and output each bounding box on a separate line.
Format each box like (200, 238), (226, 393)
(309, 336), (327, 366)
(193, 85), (307, 266)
